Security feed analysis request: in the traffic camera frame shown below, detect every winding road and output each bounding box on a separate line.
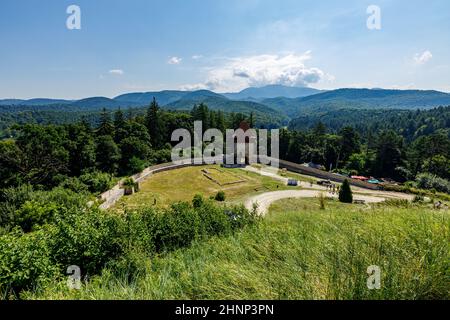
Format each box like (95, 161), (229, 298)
(243, 166), (415, 215)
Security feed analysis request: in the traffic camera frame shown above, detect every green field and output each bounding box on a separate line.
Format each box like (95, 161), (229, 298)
(114, 165), (291, 210)
(26, 198), (449, 300)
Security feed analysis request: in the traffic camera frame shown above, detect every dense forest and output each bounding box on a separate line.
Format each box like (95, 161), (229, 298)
(289, 106), (450, 141)
(1, 99), (449, 200)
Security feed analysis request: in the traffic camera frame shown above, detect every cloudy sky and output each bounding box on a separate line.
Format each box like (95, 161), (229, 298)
(0, 0), (449, 98)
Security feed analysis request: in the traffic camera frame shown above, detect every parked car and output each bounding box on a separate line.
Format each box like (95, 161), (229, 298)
(317, 180), (332, 186)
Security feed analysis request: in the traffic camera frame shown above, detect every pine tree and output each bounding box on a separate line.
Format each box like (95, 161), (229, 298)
(217, 110), (225, 133)
(146, 97), (164, 148)
(97, 108), (114, 137)
(249, 112), (255, 128)
(126, 107), (134, 120)
(80, 116), (92, 133)
(113, 108), (126, 143)
(209, 110), (217, 129)
(339, 179), (353, 203)
(114, 108), (126, 130)
(198, 103), (209, 129)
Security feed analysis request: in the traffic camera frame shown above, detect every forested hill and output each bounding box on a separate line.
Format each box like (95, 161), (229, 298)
(0, 90), (287, 130)
(289, 106), (450, 141)
(2, 88), (450, 138)
(263, 89), (450, 117)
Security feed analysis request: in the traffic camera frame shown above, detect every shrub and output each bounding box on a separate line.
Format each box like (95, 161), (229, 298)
(14, 200), (59, 232)
(318, 192), (326, 210)
(215, 191), (226, 202)
(58, 177), (89, 194)
(50, 208), (123, 276)
(0, 228), (60, 294)
(196, 201), (231, 236)
(126, 156), (147, 175)
(0, 199), (257, 296)
(149, 148), (172, 164)
(122, 178), (135, 195)
(225, 204), (259, 230)
(122, 178), (135, 188)
(421, 155), (450, 180)
(0, 186), (88, 232)
(415, 173), (450, 194)
(413, 195), (425, 203)
(192, 194), (204, 208)
(79, 171), (115, 194)
(339, 179), (353, 203)
(153, 202), (202, 251)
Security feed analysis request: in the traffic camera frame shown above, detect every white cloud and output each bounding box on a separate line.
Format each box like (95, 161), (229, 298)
(182, 52), (330, 92)
(168, 56), (182, 65)
(414, 50), (433, 65)
(390, 83), (416, 90)
(109, 69), (124, 75)
(192, 55), (203, 60)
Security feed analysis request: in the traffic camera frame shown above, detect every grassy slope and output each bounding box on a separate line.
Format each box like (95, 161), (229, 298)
(114, 165), (291, 209)
(27, 198), (449, 300)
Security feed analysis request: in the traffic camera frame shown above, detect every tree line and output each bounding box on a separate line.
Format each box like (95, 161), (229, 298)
(0, 99), (257, 192)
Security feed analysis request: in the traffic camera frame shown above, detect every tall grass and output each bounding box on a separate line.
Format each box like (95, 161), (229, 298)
(25, 199), (449, 300)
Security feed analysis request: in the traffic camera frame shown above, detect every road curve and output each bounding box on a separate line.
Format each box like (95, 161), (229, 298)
(244, 190), (405, 216)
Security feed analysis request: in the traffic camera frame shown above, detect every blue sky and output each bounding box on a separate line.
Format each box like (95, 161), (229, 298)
(0, 0), (449, 99)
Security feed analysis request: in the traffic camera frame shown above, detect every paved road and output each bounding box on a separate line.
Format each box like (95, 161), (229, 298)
(243, 166), (414, 215)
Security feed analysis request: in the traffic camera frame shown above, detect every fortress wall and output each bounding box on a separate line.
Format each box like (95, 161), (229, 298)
(99, 158), (381, 210)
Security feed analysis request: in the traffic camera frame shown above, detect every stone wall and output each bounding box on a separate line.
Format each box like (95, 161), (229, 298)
(98, 158), (381, 210)
(98, 161), (201, 210)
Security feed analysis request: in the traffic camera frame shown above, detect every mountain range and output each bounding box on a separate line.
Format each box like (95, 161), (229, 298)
(1, 85), (450, 123)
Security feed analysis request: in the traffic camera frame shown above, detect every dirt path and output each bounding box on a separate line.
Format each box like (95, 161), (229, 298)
(244, 190), (394, 215)
(243, 166), (415, 215)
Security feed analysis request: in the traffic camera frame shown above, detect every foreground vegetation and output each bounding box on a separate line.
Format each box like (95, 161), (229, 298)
(0, 195), (257, 299)
(22, 199), (449, 300)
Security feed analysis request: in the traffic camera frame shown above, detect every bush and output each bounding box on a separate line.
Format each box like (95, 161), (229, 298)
(382, 183), (450, 202)
(14, 200), (59, 232)
(196, 201), (232, 236)
(50, 208), (123, 276)
(153, 202), (202, 251)
(122, 178), (135, 188)
(215, 191), (226, 202)
(58, 177), (89, 194)
(126, 156), (147, 175)
(339, 179), (353, 203)
(0, 199), (257, 295)
(415, 173), (450, 194)
(0, 228), (60, 295)
(192, 194), (204, 208)
(0, 186), (88, 232)
(421, 155), (450, 180)
(318, 192), (326, 210)
(79, 171), (115, 194)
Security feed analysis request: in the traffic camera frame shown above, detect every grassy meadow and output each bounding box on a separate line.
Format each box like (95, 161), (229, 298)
(114, 165), (291, 209)
(25, 198), (449, 300)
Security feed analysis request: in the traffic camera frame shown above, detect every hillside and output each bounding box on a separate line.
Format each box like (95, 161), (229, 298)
(288, 106), (450, 140)
(266, 88), (450, 118)
(223, 85), (323, 100)
(114, 90), (189, 106)
(165, 93), (287, 127)
(2, 88), (450, 132)
(0, 98), (73, 106)
(25, 198), (450, 300)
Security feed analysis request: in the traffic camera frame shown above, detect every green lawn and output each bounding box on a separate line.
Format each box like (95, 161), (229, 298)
(27, 199), (449, 300)
(114, 165), (291, 210)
